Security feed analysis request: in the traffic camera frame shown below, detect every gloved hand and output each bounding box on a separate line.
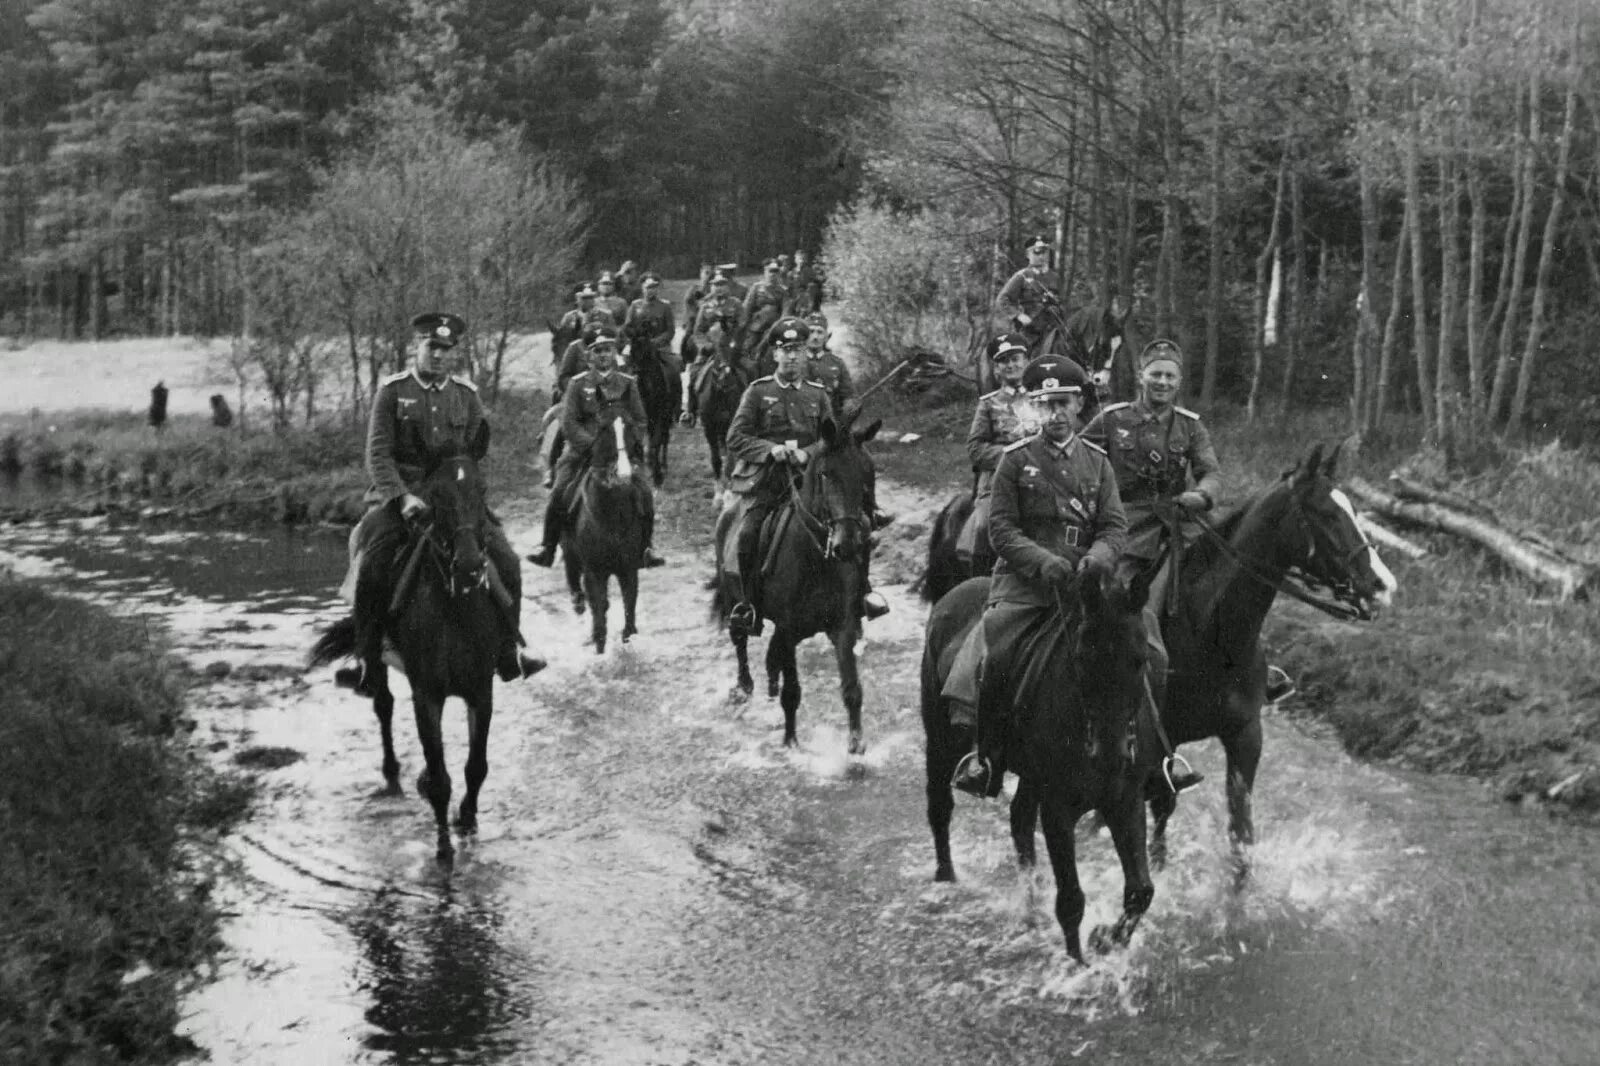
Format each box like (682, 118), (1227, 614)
(1175, 490), (1211, 513)
(1039, 556), (1074, 589)
(787, 445), (809, 465)
(769, 444), (790, 462)
(1016, 312), (1033, 328)
(400, 493), (429, 520)
(1077, 553), (1109, 577)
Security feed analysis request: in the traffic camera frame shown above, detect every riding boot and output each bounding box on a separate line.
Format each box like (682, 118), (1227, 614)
(496, 645), (547, 682)
(339, 562), (388, 697)
(730, 519), (763, 636)
(1265, 664), (1297, 703)
(525, 493), (562, 568)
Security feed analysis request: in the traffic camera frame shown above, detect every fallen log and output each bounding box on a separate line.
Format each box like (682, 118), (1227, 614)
(1388, 474), (1584, 563)
(1356, 513), (1428, 560)
(1346, 476), (1596, 601)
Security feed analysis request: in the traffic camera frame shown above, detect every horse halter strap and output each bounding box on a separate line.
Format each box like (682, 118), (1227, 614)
(1182, 503), (1366, 622)
(416, 518), (489, 598)
(786, 462), (865, 560)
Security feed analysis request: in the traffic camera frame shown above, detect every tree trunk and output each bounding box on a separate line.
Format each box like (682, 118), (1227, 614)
(1202, 0), (1226, 408)
(1488, 69), (1538, 423)
(1507, 27), (1578, 439)
(1279, 167), (1304, 413)
(1375, 200), (1410, 429)
(1247, 155), (1287, 422)
(1354, 152), (1381, 434)
(1435, 154), (1461, 439)
(1404, 103), (1434, 437)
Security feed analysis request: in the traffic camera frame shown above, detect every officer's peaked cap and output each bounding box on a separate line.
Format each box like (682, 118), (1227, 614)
(587, 325), (620, 347)
(710, 270), (731, 284)
(1022, 355), (1086, 397)
(1139, 338), (1184, 369)
(576, 284), (597, 299)
(803, 310), (829, 331)
(993, 332), (1030, 360)
(1024, 234), (1052, 252)
(412, 312), (466, 349)
(773, 317), (810, 347)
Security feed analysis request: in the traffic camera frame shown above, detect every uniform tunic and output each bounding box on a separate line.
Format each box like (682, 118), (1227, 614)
(996, 266), (1063, 329)
(1082, 399), (1222, 560)
(987, 433), (1126, 607)
(804, 349), (855, 418)
(724, 375), (832, 494)
(561, 369), (648, 460)
(596, 293), (629, 323)
(625, 296), (676, 350)
(365, 369), (485, 506)
(693, 294), (746, 345)
(966, 385), (1035, 497)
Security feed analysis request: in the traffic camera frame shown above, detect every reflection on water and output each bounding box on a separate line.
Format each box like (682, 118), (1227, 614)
(352, 888), (544, 1064)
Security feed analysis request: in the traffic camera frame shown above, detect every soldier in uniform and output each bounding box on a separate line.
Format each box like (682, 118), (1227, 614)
(742, 259), (791, 362)
(1081, 338), (1222, 794)
(717, 263), (749, 301)
(615, 260), (643, 306)
(957, 333), (1034, 561)
(594, 272), (629, 324)
(946, 355), (1127, 797)
(723, 319), (887, 634)
(791, 249), (824, 315)
(340, 312), (542, 694)
(685, 270), (748, 410)
(996, 235), (1064, 357)
(526, 326), (667, 571)
(800, 310), (854, 417)
(555, 284), (597, 348)
(624, 271), (679, 372)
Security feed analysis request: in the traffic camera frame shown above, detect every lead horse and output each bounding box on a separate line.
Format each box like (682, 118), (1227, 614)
(309, 449), (538, 865)
(561, 416), (648, 654)
(921, 570), (1159, 962)
(622, 326), (679, 486)
(711, 412), (882, 752)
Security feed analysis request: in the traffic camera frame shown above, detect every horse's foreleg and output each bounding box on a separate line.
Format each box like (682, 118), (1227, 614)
(371, 667), (401, 796)
(1148, 788), (1177, 871)
(765, 636), (783, 699)
(925, 712), (959, 882)
(584, 570), (609, 654)
(830, 626), (864, 756)
(456, 686), (492, 835)
(619, 567), (639, 642)
(1090, 787), (1155, 955)
(731, 626), (753, 699)
(1222, 715), (1263, 886)
(1038, 791), (1087, 964)
(1009, 778), (1041, 869)
(563, 544), (585, 615)
(778, 634), (801, 748)
(412, 690), (454, 866)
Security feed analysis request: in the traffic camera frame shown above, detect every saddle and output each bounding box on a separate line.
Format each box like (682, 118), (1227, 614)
(717, 503), (795, 581)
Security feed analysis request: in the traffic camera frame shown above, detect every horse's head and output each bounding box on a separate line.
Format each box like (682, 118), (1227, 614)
(802, 413), (882, 562)
(418, 445), (490, 593)
(1279, 443), (1397, 619)
(1069, 567), (1151, 757)
(588, 414), (639, 485)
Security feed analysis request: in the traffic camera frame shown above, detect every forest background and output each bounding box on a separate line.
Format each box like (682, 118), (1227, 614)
(2, 0), (1598, 451)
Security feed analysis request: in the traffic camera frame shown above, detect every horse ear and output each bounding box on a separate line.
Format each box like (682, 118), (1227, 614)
(1296, 443), (1325, 486)
(854, 418), (882, 445)
(1322, 440), (1343, 478)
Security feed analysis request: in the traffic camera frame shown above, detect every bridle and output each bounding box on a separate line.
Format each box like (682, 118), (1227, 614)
(785, 453), (868, 562)
(1170, 485), (1379, 622)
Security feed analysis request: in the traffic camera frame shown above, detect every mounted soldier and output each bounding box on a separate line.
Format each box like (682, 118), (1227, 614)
(800, 310), (853, 418)
(723, 318), (888, 635)
(339, 312), (542, 695)
(956, 333), (1035, 562)
(686, 270), (748, 400)
(996, 235), (1065, 360)
(1081, 338), (1222, 794)
(526, 326), (667, 572)
(594, 272), (629, 324)
(945, 355), (1127, 798)
(553, 285), (596, 359)
(742, 259), (791, 367)
(624, 271), (679, 373)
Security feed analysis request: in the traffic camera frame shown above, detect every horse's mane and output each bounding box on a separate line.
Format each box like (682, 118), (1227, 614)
(1178, 498), (1250, 573)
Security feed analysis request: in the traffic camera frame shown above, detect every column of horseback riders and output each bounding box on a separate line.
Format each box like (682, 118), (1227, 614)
(333, 238), (1288, 793)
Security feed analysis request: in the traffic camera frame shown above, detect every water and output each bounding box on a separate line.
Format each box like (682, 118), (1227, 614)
(1, 490), (1595, 1065)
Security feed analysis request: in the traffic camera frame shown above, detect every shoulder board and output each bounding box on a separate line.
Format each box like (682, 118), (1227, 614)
(752, 375), (775, 385)
(613, 371), (636, 382)
(979, 388), (1001, 400)
(380, 370), (410, 386)
(802, 379), (827, 389)
(450, 375), (477, 392)
(1079, 438), (1106, 456)
(1174, 405), (1201, 420)
(1003, 434), (1038, 453)
(1100, 401), (1131, 413)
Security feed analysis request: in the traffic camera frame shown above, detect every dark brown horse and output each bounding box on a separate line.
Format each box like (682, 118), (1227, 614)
(921, 569), (1158, 963)
(918, 491), (997, 605)
(561, 416), (648, 654)
(1143, 442), (1394, 870)
(690, 342), (747, 482)
(711, 413), (882, 752)
(622, 324), (679, 486)
(310, 451), (536, 865)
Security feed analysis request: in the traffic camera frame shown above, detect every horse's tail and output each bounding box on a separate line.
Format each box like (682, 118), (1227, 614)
(307, 616), (357, 668)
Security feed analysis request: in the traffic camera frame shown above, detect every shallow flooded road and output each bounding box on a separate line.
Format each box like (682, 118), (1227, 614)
(2, 477), (1597, 1065)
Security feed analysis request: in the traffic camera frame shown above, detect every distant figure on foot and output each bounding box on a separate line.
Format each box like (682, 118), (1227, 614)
(149, 381), (169, 432)
(210, 394), (234, 428)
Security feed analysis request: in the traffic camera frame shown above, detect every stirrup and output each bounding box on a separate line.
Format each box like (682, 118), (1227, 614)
(729, 602), (759, 635)
(862, 592), (890, 620)
(498, 651), (547, 682)
(642, 548), (667, 569)
(525, 545), (556, 568)
(1162, 753), (1204, 795)
(1265, 664), (1297, 704)
(951, 750), (992, 798)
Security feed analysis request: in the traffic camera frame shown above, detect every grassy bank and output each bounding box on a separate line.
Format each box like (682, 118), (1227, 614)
(0, 578), (253, 1063)
(0, 385), (559, 526)
(865, 385), (1600, 818)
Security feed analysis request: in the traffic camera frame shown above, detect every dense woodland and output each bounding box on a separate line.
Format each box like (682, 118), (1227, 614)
(3, 0), (1599, 446)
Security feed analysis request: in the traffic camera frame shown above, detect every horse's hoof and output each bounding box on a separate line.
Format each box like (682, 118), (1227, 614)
(571, 597), (586, 615)
(1088, 924), (1114, 955)
(374, 779), (403, 799)
(436, 846), (455, 869)
(783, 732), (799, 749)
(935, 865), (957, 883)
(594, 639), (606, 655)
(727, 686), (749, 705)
(621, 626), (637, 642)
(454, 813), (478, 835)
